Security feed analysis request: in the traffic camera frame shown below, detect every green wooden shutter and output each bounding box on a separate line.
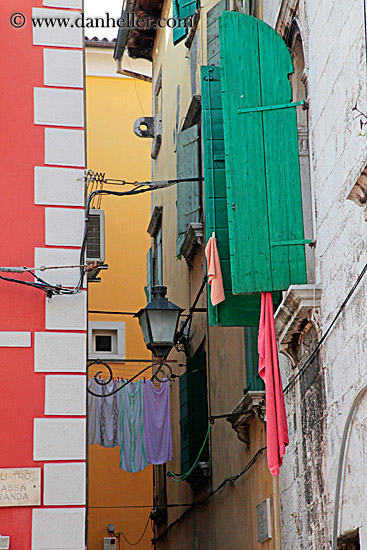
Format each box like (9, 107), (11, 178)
(176, 125), (201, 255)
(202, 65), (278, 326)
(186, 351), (209, 464)
(206, 0), (227, 67)
(144, 247), (153, 303)
(179, 372), (190, 473)
(219, 12), (307, 294)
(179, 352), (209, 473)
(244, 326), (264, 391)
(172, 0), (197, 45)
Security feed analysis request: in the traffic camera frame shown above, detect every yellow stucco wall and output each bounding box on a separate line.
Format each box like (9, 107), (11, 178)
(86, 61), (153, 550)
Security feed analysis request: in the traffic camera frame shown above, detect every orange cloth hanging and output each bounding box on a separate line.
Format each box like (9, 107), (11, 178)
(205, 236), (225, 306)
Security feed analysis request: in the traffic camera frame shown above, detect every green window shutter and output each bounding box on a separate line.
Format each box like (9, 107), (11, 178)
(144, 247), (153, 303)
(176, 125), (201, 255)
(206, 0), (227, 67)
(172, 0), (197, 45)
(244, 326), (264, 392)
(179, 372), (190, 473)
(202, 65), (279, 326)
(179, 351), (209, 473)
(219, 12), (307, 294)
(186, 351), (209, 464)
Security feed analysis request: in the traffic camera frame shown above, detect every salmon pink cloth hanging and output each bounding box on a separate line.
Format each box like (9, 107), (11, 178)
(258, 292), (289, 476)
(205, 236), (225, 306)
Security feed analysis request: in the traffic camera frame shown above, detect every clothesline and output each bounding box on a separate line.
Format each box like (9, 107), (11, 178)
(88, 377), (173, 473)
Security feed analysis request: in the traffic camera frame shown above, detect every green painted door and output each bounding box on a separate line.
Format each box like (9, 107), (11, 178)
(219, 12), (307, 294)
(201, 65), (280, 326)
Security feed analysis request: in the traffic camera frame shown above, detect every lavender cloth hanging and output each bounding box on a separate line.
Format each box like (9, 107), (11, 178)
(143, 380), (173, 465)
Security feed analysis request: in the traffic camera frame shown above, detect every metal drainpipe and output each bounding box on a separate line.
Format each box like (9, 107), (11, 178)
(332, 385), (367, 550)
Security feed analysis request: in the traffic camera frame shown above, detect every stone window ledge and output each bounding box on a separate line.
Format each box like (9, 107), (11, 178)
(274, 284), (322, 364)
(180, 222), (204, 264)
(226, 391), (266, 445)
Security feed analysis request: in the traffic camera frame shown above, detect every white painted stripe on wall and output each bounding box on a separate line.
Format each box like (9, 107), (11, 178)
(34, 166), (84, 206)
(35, 248), (81, 287)
(45, 128), (85, 167)
(34, 88), (84, 127)
(33, 418), (86, 460)
(32, 8), (83, 48)
(44, 49), (83, 88)
(32, 508), (85, 549)
(45, 207), (84, 247)
(43, 0), (82, 9)
(43, 463), (86, 505)
(34, 332), (86, 372)
(45, 291), (87, 331)
(45, 375), (86, 415)
(0, 332), (31, 347)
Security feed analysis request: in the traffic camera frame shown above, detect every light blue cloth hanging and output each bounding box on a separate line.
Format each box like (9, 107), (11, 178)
(120, 380), (148, 473)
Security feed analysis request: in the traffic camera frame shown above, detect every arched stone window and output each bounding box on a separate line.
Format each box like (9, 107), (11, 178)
(288, 23), (315, 283)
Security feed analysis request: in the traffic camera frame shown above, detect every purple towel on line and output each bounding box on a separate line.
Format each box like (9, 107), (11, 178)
(143, 380), (173, 465)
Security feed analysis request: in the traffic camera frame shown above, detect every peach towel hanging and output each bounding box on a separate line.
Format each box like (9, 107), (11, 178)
(205, 236), (225, 306)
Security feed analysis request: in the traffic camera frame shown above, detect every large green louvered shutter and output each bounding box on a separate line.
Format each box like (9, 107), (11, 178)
(176, 125), (201, 255)
(219, 12), (307, 295)
(202, 65), (275, 326)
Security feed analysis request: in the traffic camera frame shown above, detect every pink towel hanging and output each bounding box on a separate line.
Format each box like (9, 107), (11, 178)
(258, 292), (289, 476)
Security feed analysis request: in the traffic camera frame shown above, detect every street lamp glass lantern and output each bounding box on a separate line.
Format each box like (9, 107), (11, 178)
(136, 286), (183, 358)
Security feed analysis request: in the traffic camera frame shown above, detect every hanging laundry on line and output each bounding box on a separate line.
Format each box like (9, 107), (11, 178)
(88, 377), (173, 473)
(88, 378), (122, 448)
(120, 379), (148, 473)
(143, 380), (173, 465)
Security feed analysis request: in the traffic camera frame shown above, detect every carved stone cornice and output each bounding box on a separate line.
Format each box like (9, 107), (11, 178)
(180, 222), (203, 265)
(276, 0), (300, 38)
(274, 285), (322, 364)
(226, 391), (266, 445)
(347, 166), (367, 220)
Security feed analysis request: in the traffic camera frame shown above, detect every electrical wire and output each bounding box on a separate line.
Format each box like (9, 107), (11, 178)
(167, 425), (211, 481)
(0, 175), (203, 298)
(154, 446), (267, 543)
(283, 259), (367, 394)
(114, 516), (150, 546)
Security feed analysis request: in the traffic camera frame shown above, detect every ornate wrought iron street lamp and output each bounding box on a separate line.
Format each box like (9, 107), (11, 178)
(136, 286), (183, 358)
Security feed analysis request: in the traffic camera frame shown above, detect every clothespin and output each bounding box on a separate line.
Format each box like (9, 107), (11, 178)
(212, 231), (215, 238)
(143, 377), (146, 383)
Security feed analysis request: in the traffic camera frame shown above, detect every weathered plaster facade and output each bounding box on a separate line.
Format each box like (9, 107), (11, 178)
(274, 0), (367, 547)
